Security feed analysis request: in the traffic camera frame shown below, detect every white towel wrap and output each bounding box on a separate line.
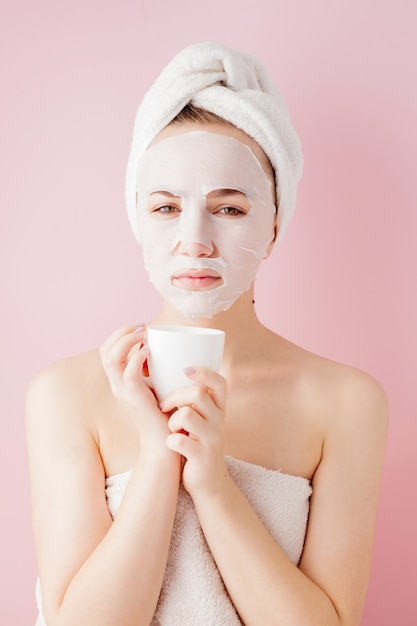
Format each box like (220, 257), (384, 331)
(35, 456), (312, 625)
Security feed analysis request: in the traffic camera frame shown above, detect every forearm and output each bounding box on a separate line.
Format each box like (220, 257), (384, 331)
(50, 451), (181, 626)
(193, 475), (341, 626)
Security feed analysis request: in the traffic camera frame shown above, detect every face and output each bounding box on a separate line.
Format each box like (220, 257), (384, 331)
(135, 124), (277, 319)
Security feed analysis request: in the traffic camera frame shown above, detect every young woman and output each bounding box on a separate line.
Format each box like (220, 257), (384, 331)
(26, 42), (387, 626)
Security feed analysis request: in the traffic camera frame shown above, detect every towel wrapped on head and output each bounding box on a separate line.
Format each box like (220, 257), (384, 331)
(126, 41), (303, 244)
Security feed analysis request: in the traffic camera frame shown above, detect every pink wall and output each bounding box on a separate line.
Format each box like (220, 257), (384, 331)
(1, 1), (416, 623)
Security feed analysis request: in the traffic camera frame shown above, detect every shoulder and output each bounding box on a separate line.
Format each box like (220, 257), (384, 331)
(280, 332), (386, 403)
(325, 362), (389, 458)
(25, 349), (109, 435)
(25, 350), (112, 491)
(269, 331), (388, 437)
(296, 347), (389, 461)
(314, 351), (387, 412)
(309, 352), (388, 432)
(26, 349), (106, 398)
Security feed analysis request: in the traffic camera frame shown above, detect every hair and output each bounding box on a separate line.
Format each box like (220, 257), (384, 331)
(169, 102), (234, 127)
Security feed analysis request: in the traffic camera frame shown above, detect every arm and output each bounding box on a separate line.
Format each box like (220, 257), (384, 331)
(162, 367), (388, 626)
(26, 326), (181, 626)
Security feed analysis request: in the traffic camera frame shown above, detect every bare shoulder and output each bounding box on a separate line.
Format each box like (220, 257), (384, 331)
(25, 349), (113, 522)
(308, 349), (388, 437)
(294, 344), (388, 485)
(26, 348), (105, 396)
(24, 349), (111, 473)
(26, 350), (107, 423)
(322, 359), (389, 470)
(273, 332), (388, 428)
(261, 331), (389, 471)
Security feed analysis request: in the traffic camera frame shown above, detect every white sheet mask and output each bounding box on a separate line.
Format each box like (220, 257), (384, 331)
(136, 131), (276, 319)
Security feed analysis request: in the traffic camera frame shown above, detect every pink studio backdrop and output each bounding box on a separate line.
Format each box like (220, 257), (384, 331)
(1, 1), (416, 624)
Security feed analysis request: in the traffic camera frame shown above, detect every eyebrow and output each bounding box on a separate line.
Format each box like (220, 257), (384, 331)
(206, 189), (247, 198)
(148, 189), (248, 199)
(149, 190), (181, 197)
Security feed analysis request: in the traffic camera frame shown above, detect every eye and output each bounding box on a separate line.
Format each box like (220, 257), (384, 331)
(215, 206), (246, 217)
(151, 204), (181, 217)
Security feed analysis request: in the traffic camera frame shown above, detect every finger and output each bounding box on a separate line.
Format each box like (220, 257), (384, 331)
(168, 406), (206, 440)
(161, 367), (226, 413)
(184, 366), (227, 410)
(160, 383), (212, 418)
(102, 327), (146, 376)
(123, 346), (150, 387)
(166, 432), (200, 459)
(122, 348), (160, 411)
(101, 324), (145, 354)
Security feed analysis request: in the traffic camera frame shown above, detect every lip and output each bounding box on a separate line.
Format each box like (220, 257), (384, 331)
(171, 269), (222, 291)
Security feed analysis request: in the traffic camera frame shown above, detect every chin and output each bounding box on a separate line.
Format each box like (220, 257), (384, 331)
(174, 298), (236, 322)
(159, 283), (238, 321)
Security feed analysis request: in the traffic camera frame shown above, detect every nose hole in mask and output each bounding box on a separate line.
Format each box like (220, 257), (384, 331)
(179, 239), (214, 256)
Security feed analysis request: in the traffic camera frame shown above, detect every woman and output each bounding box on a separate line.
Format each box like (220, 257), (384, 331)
(26, 42), (387, 625)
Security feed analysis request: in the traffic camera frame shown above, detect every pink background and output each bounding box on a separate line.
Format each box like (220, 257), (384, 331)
(1, 1), (416, 623)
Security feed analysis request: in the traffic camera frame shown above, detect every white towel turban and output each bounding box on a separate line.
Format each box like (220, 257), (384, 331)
(125, 42), (303, 244)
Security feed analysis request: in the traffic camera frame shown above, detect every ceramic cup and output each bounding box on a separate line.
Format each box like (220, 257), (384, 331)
(146, 324), (225, 401)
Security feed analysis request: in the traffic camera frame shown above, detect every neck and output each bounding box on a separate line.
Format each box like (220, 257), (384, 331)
(149, 287), (266, 362)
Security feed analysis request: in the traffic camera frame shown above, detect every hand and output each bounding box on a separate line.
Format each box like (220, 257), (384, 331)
(160, 367), (228, 498)
(100, 325), (171, 449)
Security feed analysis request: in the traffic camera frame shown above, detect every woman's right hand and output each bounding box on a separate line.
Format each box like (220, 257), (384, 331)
(99, 325), (170, 448)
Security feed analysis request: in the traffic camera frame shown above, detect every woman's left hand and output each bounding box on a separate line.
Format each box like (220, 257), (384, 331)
(159, 367), (228, 499)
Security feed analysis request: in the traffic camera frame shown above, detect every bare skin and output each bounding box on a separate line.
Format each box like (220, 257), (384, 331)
(26, 123), (388, 626)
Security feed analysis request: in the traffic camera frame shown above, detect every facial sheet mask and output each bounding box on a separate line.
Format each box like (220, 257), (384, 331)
(136, 131), (276, 319)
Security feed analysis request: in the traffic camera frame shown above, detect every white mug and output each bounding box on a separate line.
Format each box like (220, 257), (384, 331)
(146, 325), (225, 401)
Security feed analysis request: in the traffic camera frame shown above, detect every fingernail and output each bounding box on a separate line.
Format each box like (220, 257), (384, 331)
(183, 366), (196, 375)
(133, 325), (145, 333)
